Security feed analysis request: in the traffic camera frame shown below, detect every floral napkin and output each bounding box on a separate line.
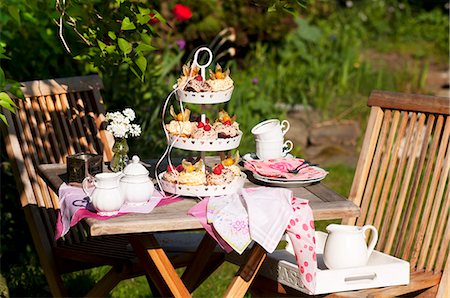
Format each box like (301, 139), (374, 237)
(244, 158), (327, 180)
(55, 183), (182, 240)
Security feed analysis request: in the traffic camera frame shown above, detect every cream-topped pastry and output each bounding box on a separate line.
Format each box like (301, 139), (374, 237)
(222, 151), (241, 176)
(162, 167), (179, 183)
(207, 167), (235, 185)
(191, 126), (218, 139)
(207, 64), (233, 92)
(185, 79), (212, 92)
(177, 159), (207, 186)
(213, 110), (241, 138)
(165, 106), (196, 137)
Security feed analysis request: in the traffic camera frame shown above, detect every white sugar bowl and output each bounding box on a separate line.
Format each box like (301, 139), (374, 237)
(120, 155), (154, 205)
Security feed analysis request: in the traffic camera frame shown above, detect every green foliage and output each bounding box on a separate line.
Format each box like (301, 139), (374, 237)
(0, 44), (23, 125)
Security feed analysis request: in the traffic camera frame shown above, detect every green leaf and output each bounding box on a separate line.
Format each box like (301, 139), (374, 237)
(108, 31), (117, 40)
(105, 45), (116, 54)
(137, 14), (151, 25)
(135, 55), (147, 73)
(97, 39), (107, 51)
(268, 4), (277, 12)
(8, 6), (21, 26)
(118, 38), (132, 55)
(137, 6), (151, 15)
(121, 17), (136, 31)
(6, 81), (25, 99)
(0, 92), (17, 108)
(135, 43), (155, 53)
(0, 114), (7, 125)
(0, 68), (5, 87)
(139, 32), (152, 45)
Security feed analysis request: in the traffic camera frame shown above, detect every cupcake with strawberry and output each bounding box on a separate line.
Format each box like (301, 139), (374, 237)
(162, 164), (182, 183)
(213, 110), (241, 138)
(177, 62), (212, 92)
(191, 116), (218, 139)
(206, 163), (235, 185)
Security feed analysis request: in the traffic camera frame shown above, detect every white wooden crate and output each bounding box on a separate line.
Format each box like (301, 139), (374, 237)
(259, 231), (410, 295)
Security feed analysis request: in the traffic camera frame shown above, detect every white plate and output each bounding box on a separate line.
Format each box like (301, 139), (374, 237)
(168, 133), (242, 151)
(159, 172), (246, 197)
(174, 85), (234, 104)
(252, 172), (326, 187)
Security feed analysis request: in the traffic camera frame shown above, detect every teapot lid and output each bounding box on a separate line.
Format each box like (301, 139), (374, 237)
(123, 155), (149, 176)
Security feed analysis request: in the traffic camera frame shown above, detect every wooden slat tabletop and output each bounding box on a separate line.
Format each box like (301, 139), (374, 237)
(38, 159), (359, 237)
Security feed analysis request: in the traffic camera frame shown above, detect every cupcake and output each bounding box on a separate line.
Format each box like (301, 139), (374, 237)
(177, 159), (207, 186)
(162, 164), (180, 183)
(165, 106), (196, 137)
(221, 151), (241, 176)
(213, 110), (241, 138)
(191, 117), (218, 139)
(207, 64), (234, 91)
(206, 164), (235, 185)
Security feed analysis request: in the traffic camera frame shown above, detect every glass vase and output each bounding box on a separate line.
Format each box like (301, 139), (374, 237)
(110, 137), (129, 172)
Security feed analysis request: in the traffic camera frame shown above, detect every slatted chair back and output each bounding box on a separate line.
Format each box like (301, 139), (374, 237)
(342, 90), (449, 295)
(2, 75), (116, 295)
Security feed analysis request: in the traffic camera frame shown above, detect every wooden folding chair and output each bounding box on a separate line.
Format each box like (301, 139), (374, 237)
(250, 90), (449, 297)
(1, 75), (203, 297)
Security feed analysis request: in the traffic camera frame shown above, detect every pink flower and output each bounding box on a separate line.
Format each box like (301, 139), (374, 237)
(173, 4), (192, 22)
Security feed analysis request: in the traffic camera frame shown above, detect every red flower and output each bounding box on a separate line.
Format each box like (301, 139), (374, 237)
(148, 13), (160, 25)
(173, 4), (192, 22)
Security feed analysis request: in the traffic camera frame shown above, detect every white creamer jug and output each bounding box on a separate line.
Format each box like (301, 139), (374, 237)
(120, 155), (154, 206)
(82, 172), (124, 216)
(323, 224), (378, 269)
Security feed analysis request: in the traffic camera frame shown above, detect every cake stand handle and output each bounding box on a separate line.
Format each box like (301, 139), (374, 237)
(193, 47), (213, 80)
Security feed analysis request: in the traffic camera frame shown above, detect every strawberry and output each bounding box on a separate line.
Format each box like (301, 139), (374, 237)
(194, 74), (203, 81)
(213, 165), (222, 175)
(197, 121), (204, 128)
(204, 124), (211, 131)
(217, 163), (225, 170)
(205, 118), (210, 124)
(224, 120), (231, 126)
(176, 164), (184, 172)
(167, 165), (176, 173)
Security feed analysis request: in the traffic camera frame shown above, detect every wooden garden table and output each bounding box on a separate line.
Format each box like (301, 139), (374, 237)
(38, 157), (359, 298)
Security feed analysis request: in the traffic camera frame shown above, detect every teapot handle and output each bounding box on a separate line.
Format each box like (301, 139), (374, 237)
(362, 225), (378, 258)
(82, 176), (95, 200)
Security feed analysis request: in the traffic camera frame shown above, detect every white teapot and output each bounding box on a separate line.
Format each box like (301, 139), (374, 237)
(323, 224), (378, 269)
(120, 155), (154, 206)
(82, 172), (124, 216)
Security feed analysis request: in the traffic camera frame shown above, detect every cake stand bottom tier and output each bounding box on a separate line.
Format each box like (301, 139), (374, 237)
(158, 172), (247, 197)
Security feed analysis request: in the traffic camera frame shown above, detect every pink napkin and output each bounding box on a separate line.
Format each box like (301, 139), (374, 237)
(244, 158), (327, 180)
(55, 183), (182, 240)
(286, 197), (317, 292)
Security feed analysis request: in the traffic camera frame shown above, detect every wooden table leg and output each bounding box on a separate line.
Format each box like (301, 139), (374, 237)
(129, 234), (191, 298)
(182, 233), (225, 292)
(223, 244), (267, 298)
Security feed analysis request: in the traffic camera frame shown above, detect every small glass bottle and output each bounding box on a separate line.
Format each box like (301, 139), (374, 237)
(110, 138), (129, 172)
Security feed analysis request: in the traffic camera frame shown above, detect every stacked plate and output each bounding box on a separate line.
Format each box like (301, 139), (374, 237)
(242, 153), (328, 187)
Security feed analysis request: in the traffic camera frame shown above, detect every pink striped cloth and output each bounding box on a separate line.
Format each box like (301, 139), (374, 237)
(55, 183), (183, 240)
(244, 158), (327, 180)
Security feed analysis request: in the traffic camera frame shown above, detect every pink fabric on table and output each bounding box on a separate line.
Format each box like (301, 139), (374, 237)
(187, 197), (233, 253)
(55, 183), (182, 240)
(244, 158), (327, 180)
(285, 197), (317, 293)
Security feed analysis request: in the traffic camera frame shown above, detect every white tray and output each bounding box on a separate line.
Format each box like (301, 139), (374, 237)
(259, 231), (410, 295)
(159, 172), (246, 197)
(175, 85), (234, 104)
(168, 133), (242, 151)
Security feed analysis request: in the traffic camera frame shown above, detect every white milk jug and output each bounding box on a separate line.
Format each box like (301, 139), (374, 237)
(323, 224), (378, 269)
(82, 172), (124, 216)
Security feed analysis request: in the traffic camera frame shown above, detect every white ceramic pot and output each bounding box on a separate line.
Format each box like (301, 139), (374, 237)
(323, 224), (378, 269)
(120, 155), (154, 206)
(82, 172), (124, 216)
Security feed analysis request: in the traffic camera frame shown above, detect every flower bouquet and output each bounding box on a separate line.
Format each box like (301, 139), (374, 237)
(105, 108), (141, 172)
